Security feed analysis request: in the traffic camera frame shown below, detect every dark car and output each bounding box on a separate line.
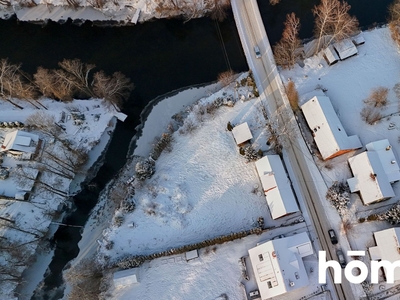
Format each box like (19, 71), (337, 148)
(328, 229), (338, 245)
(336, 249), (346, 268)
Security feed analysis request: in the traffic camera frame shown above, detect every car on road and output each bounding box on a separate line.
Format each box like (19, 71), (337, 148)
(328, 229), (338, 244)
(336, 249), (346, 268)
(254, 45), (261, 58)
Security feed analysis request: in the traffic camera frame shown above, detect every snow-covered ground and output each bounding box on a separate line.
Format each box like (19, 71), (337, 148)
(280, 26), (400, 298)
(94, 26), (400, 300)
(99, 74), (299, 260)
(0, 98), (118, 299)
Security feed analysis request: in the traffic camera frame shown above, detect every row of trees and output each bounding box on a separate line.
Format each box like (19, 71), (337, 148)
(154, 0), (231, 23)
(273, 0), (359, 69)
(0, 58), (134, 110)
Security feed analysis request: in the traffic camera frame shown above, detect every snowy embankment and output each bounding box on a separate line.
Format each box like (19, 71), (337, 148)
(280, 26), (400, 297)
(0, 98), (117, 300)
(0, 0), (214, 24)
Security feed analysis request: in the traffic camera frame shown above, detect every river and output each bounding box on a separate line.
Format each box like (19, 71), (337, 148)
(0, 0), (391, 298)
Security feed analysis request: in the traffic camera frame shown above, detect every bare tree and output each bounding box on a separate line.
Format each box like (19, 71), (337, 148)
(64, 257), (102, 300)
(364, 87), (389, 107)
(217, 70), (236, 87)
(312, 0), (358, 54)
(273, 13), (301, 69)
(269, 0), (280, 5)
(58, 58), (96, 98)
(34, 67), (76, 102)
(285, 80), (299, 111)
(360, 106), (382, 125)
(92, 71), (134, 110)
(0, 58), (37, 109)
(389, 0), (400, 46)
(208, 0), (231, 22)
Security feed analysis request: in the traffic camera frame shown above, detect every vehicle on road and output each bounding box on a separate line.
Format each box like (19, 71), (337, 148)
(328, 229), (338, 244)
(254, 45), (261, 58)
(336, 249), (346, 268)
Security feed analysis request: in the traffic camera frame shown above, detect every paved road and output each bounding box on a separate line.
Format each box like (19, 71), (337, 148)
(231, 1), (355, 299)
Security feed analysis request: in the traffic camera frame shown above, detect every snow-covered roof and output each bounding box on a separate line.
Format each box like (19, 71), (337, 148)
(113, 268), (139, 287)
(232, 122), (253, 145)
(365, 139), (400, 183)
(255, 155), (299, 219)
(1, 130), (39, 154)
(323, 45), (339, 65)
(333, 38), (358, 60)
(369, 228), (400, 281)
(16, 167), (40, 192)
(185, 249), (198, 261)
(352, 33), (365, 46)
(347, 151), (394, 205)
(248, 232), (313, 299)
(301, 95), (362, 160)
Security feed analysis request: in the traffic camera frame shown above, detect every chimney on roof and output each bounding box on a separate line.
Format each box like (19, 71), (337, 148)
(386, 145), (392, 151)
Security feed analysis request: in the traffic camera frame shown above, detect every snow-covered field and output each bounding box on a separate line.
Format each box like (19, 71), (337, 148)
(0, 98), (117, 299)
(99, 75), (294, 260)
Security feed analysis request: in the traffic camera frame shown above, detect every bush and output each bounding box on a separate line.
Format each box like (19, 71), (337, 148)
(151, 133), (173, 160)
(243, 145), (261, 162)
(217, 70), (236, 87)
(326, 181), (350, 215)
(135, 159), (155, 181)
(227, 121), (233, 131)
(113, 215), (125, 227)
(285, 81), (299, 111)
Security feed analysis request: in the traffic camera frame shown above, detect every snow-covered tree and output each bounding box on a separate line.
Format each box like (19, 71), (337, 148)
(242, 145), (261, 162)
(326, 181), (350, 215)
(135, 159), (155, 181)
(378, 203), (400, 224)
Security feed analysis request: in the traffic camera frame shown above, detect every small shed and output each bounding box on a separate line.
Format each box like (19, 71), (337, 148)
(185, 249), (199, 261)
(113, 268), (139, 288)
(232, 122), (253, 145)
(323, 45), (339, 66)
(333, 38), (358, 60)
(352, 33), (365, 46)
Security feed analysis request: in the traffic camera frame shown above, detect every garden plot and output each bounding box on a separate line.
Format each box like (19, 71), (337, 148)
(99, 74), (300, 262)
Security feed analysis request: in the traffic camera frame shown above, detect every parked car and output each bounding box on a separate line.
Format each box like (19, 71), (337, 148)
(336, 249), (346, 268)
(254, 45), (261, 58)
(328, 229), (338, 245)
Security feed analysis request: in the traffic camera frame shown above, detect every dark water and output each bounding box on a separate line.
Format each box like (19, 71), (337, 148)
(258, 0), (393, 45)
(0, 12), (247, 300)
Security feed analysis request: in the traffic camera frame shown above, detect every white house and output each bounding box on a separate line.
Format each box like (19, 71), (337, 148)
(333, 38), (358, 60)
(369, 228), (400, 282)
(113, 268), (140, 288)
(323, 45), (339, 66)
(232, 122), (253, 145)
(255, 155), (299, 219)
(301, 94), (362, 160)
(365, 139), (400, 183)
(347, 152), (394, 205)
(248, 232), (313, 299)
(0, 130), (39, 159)
(347, 140), (400, 205)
